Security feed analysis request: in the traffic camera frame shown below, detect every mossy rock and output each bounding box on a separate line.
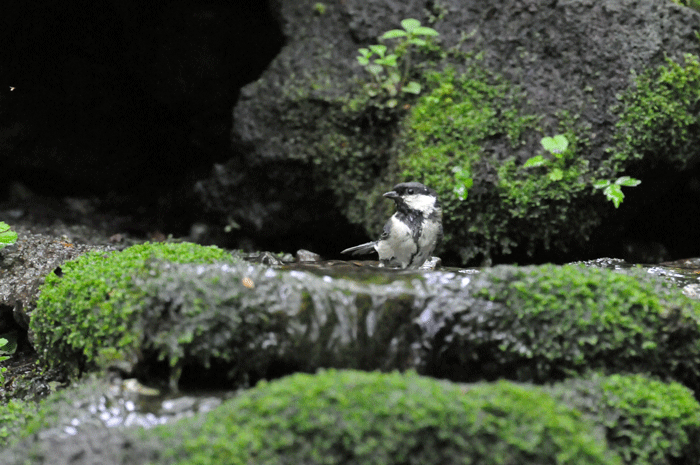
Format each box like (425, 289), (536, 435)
(550, 373), (700, 465)
(127, 262), (433, 387)
(130, 370), (618, 465)
(612, 53), (700, 173)
(31, 242), (238, 377)
(420, 264), (700, 393)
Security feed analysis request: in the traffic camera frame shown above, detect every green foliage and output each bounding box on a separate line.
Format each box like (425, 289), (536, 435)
(399, 66), (535, 196)
(523, 134), (580, 183)
(0, 334), (17, 386)
(312, 2), (326, 15)
(0, 399), (36, 446)
(356, 18), (439, 108)
(451, 166), (473, 200)
(669, 0), (700, 11)
(601, 374), (700, 464)
(0, 338), (7, 386)
(610, 53), (700, 173)
(0, 338), (8, 362)
(541, 134), (570, 154)
(143, 370), (618, 465)
(0, 222), (17, 250)
(31, 242), (236, 376)
(525, 134), (640, 208)
(426, 264), (700, 391)
(553, 373), (700, 465)
(592, 176), (641, 208)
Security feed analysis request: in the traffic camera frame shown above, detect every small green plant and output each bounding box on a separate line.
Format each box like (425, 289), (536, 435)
(452, 166), (473, 200)
(593, 176), (641, 208)
(0, 222), (17, 250)
(0, 338), (9, 386)
(313, 2), (326, 15)
(670, 0), (700, 12)
(524, 134), (571, 181)
(356, 18), (438, 108)
(525, 134), (640, 207)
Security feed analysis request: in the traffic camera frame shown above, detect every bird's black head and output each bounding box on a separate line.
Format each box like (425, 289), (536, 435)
(384, 182), (439, 215)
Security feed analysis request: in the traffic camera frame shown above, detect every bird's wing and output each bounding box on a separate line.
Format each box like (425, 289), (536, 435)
(379, 220), (392, 241)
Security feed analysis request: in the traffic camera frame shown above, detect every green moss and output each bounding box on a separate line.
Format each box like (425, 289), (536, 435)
(398, 67), (531, 186)
(552, 373), (700, 465)
(668, 0), (700, 12)
(0, 399), (37, 447)
(601, 375), (700, 464)
(141, 370), (618, 465)
(610, 53), (700, 173)
(31, 242), (236, 375)
(427, 264), (700, 391)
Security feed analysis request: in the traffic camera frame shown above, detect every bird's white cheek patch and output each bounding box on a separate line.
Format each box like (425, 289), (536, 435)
(404, 194), (436, 213)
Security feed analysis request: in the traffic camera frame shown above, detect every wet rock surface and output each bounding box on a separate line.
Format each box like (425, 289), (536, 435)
(0, 231), (113, 332)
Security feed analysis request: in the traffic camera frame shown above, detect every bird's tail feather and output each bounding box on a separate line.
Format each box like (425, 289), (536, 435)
(341, 242), (377, 256)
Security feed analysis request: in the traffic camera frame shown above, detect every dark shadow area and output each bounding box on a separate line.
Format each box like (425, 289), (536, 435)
(0, 0), (284, 234)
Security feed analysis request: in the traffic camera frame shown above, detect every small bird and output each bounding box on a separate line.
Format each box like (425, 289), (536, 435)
(342, 182), (443, 269)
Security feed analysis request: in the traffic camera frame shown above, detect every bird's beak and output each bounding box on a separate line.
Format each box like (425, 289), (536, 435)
(383, 190), (399, 200)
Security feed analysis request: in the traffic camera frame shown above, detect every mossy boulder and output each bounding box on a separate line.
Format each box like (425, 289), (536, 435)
(130, 370), (618, 465)
(419, 264), (700, 393)
(550, 373), (700, 465)
(31, 249), (445, 387)
(116, 261), (439, 387)
(31, 242), (237, 377)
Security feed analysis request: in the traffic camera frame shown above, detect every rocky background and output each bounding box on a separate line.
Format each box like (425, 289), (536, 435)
(1, 0), (700, 266)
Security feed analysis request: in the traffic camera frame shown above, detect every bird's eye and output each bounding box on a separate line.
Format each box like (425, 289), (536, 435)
(407, 188), (414, 194)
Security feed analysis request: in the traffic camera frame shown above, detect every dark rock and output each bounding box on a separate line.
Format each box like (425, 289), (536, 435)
(0, 231), (112, 333)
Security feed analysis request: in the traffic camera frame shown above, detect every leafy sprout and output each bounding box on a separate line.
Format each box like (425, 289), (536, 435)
(524, 134), (640, 207)
(0, 222), (18, 250)
(541, 134), (569, 154)
(452, 166), (473, 200)
(593, 176), (641, 208)
(356, 18), (438, 108)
